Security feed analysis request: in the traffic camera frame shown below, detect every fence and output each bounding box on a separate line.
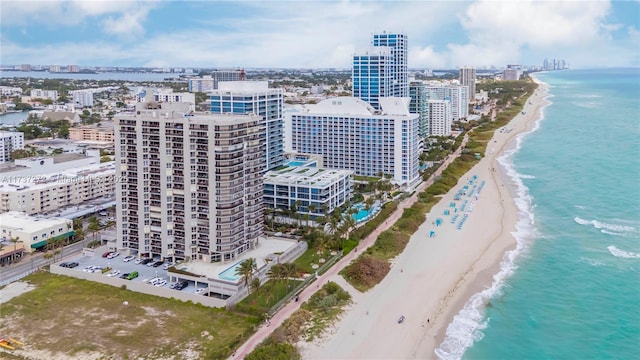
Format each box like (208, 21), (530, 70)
(0, 267), (41, 287)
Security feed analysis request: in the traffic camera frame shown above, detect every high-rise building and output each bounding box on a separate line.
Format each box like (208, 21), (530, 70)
(115, 102), (265, 263)
(188, 70), (244, 92)
(503, 69), (520, 81)
(67, 65), (78, 73)
(352, 48), (393, 110)
(428, 100), (452, 136)
(209, 81), (284, 170)
(372, 32), (408, 98)
(290, 97), (420, 185)
(49, 65), (61, 73)
(72, 90), (94, 108)
(0, 131), (24, 163)
(353, 32), (408, 110)
(459, 67), (476, 102)
(409, 82), (429, 137)
(425, 84), (469, 124)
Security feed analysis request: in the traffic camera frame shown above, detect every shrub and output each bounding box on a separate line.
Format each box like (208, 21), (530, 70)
(341, 256), (390, 291)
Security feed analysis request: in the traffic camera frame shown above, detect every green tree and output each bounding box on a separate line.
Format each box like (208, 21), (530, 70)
(249, 277), (261, 294)
(87, 216), (100, 247)
(235, 258), (258, 288)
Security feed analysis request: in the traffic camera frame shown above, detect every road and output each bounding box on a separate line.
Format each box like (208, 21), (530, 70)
(232, 134), (469, 358)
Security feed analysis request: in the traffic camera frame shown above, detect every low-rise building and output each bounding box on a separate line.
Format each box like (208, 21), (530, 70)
(0, 131), (24, 163)
(30, 89), (59, 100)
(69, 123), (114, 142)
(0, 211), (73, 252)
(264, 160), (353, 220)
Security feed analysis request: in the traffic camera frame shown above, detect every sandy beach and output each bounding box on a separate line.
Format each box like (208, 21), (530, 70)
(303, 80), (550, 360)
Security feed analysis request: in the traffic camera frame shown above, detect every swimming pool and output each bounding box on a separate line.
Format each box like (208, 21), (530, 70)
(350, 202), (380, 223)
(288, 161), (306, 167)
(218, 261), (243, 281)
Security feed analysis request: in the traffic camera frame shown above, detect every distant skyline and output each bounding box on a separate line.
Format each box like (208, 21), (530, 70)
(1, 1), (638, 69)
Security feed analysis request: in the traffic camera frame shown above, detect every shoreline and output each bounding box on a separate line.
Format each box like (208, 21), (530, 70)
(303, 79), (550, 360)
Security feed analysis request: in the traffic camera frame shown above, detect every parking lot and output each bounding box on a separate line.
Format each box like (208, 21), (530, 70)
(60, 247), (209, 296)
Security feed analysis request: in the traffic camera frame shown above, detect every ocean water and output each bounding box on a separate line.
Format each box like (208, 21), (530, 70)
(436, 68), (640, 359)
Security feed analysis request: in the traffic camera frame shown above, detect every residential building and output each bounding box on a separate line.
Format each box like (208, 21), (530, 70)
(0, 211), (73, 253)
(0, 150), (101, 178)
(67, 65), (78, 73)
(49, 65), (61, 73)
(188, 70), (243, 92)
(69, 123), (114, 142)
(290, 96), (420, 186)
(0, 131), (24, 163)
(425, 84), (469, 122)
(503, 69), (520, 81)
(352, 47), (393, 111)
(372, 32), (408, 97)
(209, 81), (284, 170)
(0, 161), (116, 215)
(409, 82), (429, 137)
(428, 100), (452, 136)
(136, 88), (195, 108)
(459, 66), (476, 102)
(72, 90), (94, 108)
(115, 102), (265, 263)
(264, 161), (353, 220)
(20, 64), (31, 72)
(30, 89), (59, 100)
(0, 86), (23, 96)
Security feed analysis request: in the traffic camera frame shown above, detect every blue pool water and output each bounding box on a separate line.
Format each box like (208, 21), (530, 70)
(350, 203), (379, 223)
(218, 261), (243, 281)
(288, 161), (306, 167)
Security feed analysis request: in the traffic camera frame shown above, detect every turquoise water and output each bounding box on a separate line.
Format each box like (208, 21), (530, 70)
(288, 160), (306, 167)
(218, 261), (243, 281)
(437, 68), (640, 359)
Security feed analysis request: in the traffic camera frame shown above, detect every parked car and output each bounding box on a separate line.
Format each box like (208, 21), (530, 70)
(175, 281), (188, 290)
(120, 273), (130, 279)
(162, 262), (173, 270)
(123, 255), (135, 262)
(59, 262), (71, 268)
(195, 288), (206, 295)
(134, 258), (147, 264)
(154, 280), (167, 287)
(67, 262), (79, 268)
(107, 252), (119, 259)
(146, 260), (158, 267)
(140, 259), (153, 265)
(102, 251), (113, 258)
(152, 260), (164, 268)
(126, 271), (139, 280)
(148, 277), (162, 285)
(106, 270), (121, 277)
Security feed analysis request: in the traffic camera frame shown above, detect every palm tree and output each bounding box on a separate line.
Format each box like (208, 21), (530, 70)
(365, 197), (375, 213)
(267, 263), (285, 283)
(235, 258), (258, 288)
(308, 204), (317, 225)
(249, 277), (261, 294)
(281, 262), (299, 295)
(326, 214), (340, 236)
(43, 252), (53, 264)
(87, 216), (100, 247)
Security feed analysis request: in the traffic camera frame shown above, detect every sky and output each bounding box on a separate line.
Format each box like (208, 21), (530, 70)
(1, 0), (638, 69)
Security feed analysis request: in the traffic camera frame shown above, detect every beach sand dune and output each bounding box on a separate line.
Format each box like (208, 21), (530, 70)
(304, 82), (549, 360)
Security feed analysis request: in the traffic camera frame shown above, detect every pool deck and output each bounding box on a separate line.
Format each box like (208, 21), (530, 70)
(178, 237), (298, 283)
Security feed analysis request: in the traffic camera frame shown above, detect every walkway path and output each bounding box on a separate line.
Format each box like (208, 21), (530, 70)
(231, 134), (469, 359)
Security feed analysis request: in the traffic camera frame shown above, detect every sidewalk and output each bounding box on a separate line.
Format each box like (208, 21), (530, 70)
(231, 135), (469, 359)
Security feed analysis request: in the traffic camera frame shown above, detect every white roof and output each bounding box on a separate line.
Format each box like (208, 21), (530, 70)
(379, 97), (411, 116)
(0, 211), (71, 232)
(310, 97), (376, 116)
(217, 81), (269, 91)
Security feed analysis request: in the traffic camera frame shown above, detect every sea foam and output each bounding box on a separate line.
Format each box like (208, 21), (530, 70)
(434, 90), (550, 360)
(607, 246), (640, 259)
(574, 216), (636, 234)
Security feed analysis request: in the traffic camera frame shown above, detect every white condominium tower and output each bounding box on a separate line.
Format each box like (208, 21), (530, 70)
(290, 97), (420, 186)
(0, 131), (24, 163)
(428, 100), (452, 136)
(115, 102), (265, 263)
(459, 66), (476, 101)
(209, 81), (284, 170)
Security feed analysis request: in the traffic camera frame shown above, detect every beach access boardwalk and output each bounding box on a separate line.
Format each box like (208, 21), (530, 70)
(231, 135), (469, 359)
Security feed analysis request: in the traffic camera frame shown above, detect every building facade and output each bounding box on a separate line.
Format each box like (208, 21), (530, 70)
(209, 81), (284, 170)
(115, 102), (265, 263)
(0, 162), (116, 215)
(69, 124), (115, 142)
(0, 131), (24, 163)
(409, 82), (429, 138)
(428, 100), (452, 136)
(459, 67), (476, 101)
(0, 212), (73, 253)
(290, 97), (420, 185)
(72, 90), (94, 108)
(372, 32), (408, 98)
(30, 89), (59, 100)
(264, 163), (353, 220)
(188, 70), (243, 92)
(352, 48), (393, 111)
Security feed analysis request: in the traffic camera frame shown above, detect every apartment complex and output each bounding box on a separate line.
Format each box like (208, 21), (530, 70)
(69, 123), (115, 142)
(409, 82), (429, 138)
(428, 100), (452, 136)
(0, 131), (24, 163)
(264, 162), (353, 220)
(0, 162), (116, 215)
(290, 97), (420, 185)
(459, 67), (476, 101)
(0, 211), (73, 252)
(136, 88), (195, 108)
(115, 102), (265, 263)
(353, 32), (408, 110)
(425, 84), (469, 122)
(209, 81), (284, 170)
(71, 90), (94, 108)
(30, 89), (59, 100)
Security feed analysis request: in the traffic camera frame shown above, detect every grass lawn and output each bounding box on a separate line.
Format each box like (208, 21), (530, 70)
(0, 272), (256, 359)
(234, 279), (303, 317)
(294, 248), (335, 274)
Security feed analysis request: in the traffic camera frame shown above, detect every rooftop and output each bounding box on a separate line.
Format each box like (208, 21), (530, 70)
(265, 163), (352, 188)
(0, 211), (72, 233)
(0, 161), (116, 193)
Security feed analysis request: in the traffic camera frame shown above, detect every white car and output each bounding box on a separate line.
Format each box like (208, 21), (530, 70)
(123, 255), (135, 262)
(106, 270), (121, 277)
(195, 288), (206, 295)
(148, 277), (162, 285)
(162, 262), (173, 270)
(154, 280), (167, 287)
(134, 258), (146, 264)
(107, 252), (119, 259)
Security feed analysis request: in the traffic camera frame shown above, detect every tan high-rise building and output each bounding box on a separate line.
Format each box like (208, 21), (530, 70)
(115, 102), (265, 263)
